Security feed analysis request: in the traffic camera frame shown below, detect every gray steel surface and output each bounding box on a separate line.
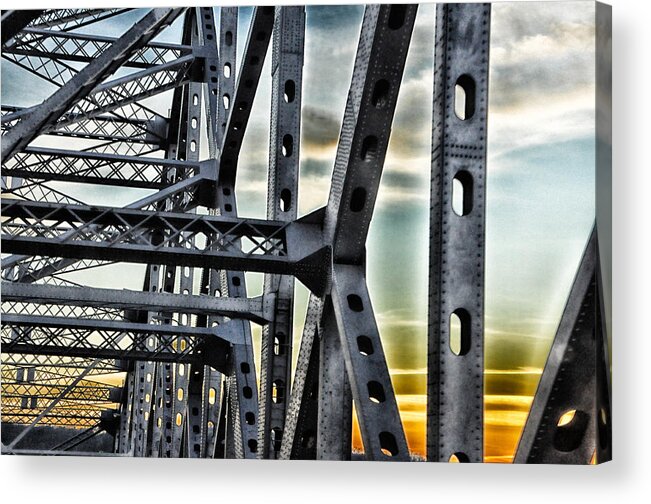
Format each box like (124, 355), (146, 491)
(427, 3), (491, 463)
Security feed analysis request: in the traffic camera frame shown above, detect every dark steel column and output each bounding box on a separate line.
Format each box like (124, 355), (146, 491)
(258, 5), (305, 459)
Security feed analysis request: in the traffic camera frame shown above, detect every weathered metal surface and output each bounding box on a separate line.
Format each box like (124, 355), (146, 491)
(258, 5), (305, 459)
(428, 2), (491, 463)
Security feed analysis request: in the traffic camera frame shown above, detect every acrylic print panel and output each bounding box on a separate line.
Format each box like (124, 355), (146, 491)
(0, 2), (611, 464)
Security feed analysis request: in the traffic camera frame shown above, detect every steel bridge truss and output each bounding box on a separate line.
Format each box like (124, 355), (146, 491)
(0, 4), (609, 464)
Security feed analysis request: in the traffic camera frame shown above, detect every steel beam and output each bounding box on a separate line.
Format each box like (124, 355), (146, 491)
(3, 382), (120, 402)
(427, 3), (491, 463)
(514, 227), (611, 464)
(258, 5), (305, 459)
(316, 3), (417, 461)
(331, 265), (409, 460)
(218, 6), (275, 186)
(2, 282), (272, 327)
(1, 199), (330, 294)
(196, 6), (238, 458)
(214, 7), (238, 152)
(1, 106), (162, 145)
(28, 9), (132, 31)
(1, 315), (238, 371)
(2, 8), (186, 160)
(168, 13), (205, 457)
(317, 299), (353, 460)
(5, 28), (191, 69)
(185, 6), (232, 459)
(206, 7), (269, 453)
(1, 10), (45, 46)
(3, 147), (200, 189)
(279, 294), (321, 459)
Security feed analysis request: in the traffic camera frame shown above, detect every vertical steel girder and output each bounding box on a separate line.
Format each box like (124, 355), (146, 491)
(201, 6), (262, 460)
(170, 11), (204, 457)
(514, 227), (612, 464)
(280, 4), (417, 461)
(258, 5), (305, 460)
(192, 7), (239, 458)
(125, 9), (202, 458)
(427, 3), (491, 463)
(185, 7), (230, 459)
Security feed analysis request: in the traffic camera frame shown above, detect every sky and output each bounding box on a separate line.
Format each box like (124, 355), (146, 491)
(0, 2), (598, 462)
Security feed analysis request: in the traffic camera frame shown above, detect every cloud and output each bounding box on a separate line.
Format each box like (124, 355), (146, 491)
(487, 2), (596, 159)
(301, 106), (341, 152)
(488, 89), (595, 161)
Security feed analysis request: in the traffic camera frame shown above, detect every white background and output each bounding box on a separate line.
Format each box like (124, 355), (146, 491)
(1, 0), (649, 502)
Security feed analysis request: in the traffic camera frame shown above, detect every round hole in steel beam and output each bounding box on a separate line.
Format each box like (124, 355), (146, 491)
(284, 80), (296, 103)
(454, 74), (476, 121)
(367, 381), (386, 403)
(225, 31), (233, 46)
(282, 134), (293, 157)
(274, 333), (286, 355)
(271, 427), (283, 452)
(452, 170), (474, 216)
(350, 187), (367, 212)
(449, 308), (471, 356)
(245, 412), (255, 425)
(371, 79), (390, 108)
(347, 294), (364, 312)
(553, 409), (590, 452)
(449, 452), (470, 463)
(272, 379), (285, 404)
(243, 386), (253, 399)
(357, 335), (374, 356)
(379, 431), (399, 457)
(360, 135), (378, 162)
(280, 188), (292, 212)
(387, 5), (407, 29)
